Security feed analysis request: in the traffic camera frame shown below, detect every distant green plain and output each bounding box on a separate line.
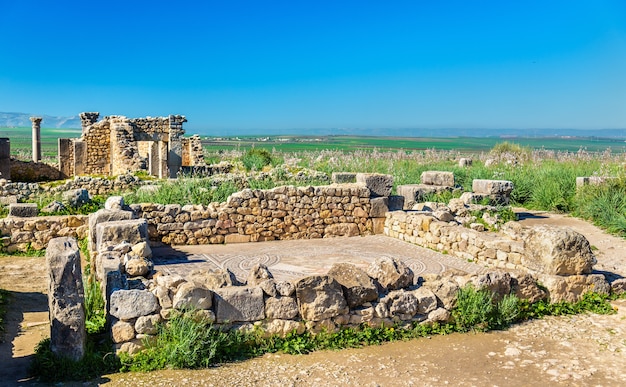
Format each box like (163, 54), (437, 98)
(2, 126), (625, 157)
(202, 135), (626, 153)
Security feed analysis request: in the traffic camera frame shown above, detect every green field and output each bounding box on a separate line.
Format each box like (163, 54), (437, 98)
(2, 126), (625, 159)
(202, 135), (626, 153)
(0, 127), (81, 159)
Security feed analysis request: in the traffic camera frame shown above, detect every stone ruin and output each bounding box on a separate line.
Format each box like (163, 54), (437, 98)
(58, 112), (205, 179)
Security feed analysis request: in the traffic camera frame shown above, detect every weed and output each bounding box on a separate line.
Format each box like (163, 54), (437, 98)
(242, 148), (273, 171)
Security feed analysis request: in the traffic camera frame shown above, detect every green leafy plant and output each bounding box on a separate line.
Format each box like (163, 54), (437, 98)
(242, 148), (273, 171)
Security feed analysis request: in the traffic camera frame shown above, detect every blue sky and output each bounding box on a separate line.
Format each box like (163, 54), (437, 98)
(1, 0), (625, 132)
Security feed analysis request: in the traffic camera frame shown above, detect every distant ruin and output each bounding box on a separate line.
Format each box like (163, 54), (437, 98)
(58, 112), (205, 179)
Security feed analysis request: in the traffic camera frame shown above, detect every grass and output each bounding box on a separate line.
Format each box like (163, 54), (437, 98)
(573, 178), (626, 237)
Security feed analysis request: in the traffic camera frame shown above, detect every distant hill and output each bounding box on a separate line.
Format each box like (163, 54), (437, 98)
(0, 112), (81, 128)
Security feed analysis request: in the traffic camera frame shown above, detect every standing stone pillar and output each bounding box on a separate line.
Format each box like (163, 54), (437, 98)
(46, 237), (86, 361)
(167, 115), (187, 178)
(30, 117), (42, 162)
(79, 112), (99, 135)
(148, 141), (159, 177)
(0, 138), (10, 180)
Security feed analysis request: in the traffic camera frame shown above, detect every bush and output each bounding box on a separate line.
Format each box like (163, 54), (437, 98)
(242, 148), (273, 171)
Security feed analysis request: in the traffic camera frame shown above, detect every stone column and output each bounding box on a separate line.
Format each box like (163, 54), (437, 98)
(30, 117), (42, 162)
(58, 138), (73, 178)
(46, 237), (86, 361)
(167, 115), (187, 178)
(0, 137), (10, 180)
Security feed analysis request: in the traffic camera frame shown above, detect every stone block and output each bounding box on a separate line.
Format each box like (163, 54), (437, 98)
(0, 195), (18, 205)
(367, 257), (413, 291)
(88, 209), (135, 251)
(265, 296), (299, 320)
(420, 171), (454, 187)
(173, 282), (213, 310)
(9, 203), (38, 217)
(328, 263), (378, 308)
(458, 158), (473, 167)
(214, 286), (265, 323)
(540, 274), (610, 303)
(96, 219), (148, 252)
(522, 226), (596, 276)
(387, 195), (405, 211)
(46, 237), (85, 361)
(63, 188), (90, 207)
(96, 250), (123, 282)
(110, 289), (159, 320)
(369, 197), (389, 218)
(356, 173), (393, 198)
(331, 172), (357, 184)
(472, 179), (514, 195)
(396, 184), (451, 207)
(0, 137), (10, 180)
(372, 218), (386, 234)
(295, 276), (348, 321)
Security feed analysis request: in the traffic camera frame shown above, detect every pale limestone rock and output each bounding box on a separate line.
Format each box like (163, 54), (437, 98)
(265, 296), (299, 320)
(110, 289), (159, 321)
(112, 320), (135, 343)
(296, 276), (348, 322)
(367, 257), (414, 291)
(328, 263), (378, 308)
(173, 282), (212, 310)
(214, 286), (265, 323)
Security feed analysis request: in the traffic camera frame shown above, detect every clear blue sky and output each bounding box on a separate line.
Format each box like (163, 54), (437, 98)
(1, 0), (625, 132)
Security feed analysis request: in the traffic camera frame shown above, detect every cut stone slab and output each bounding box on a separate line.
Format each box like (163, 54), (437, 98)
(472, 179), (514, 195)
(397, 184), (452, 208)
(356, 173), (393, 198)
(46, 237), (85, 361)
(173, 282), (213, 310)
(88, 209), (135, 251)
(421, 171), (454, 187)
(110, 289), (159, 320)
(8, 203), (38, 217)
(96, 219), (148, 252)
(214, 286), (265, 323)
(369, 197), (389, 218)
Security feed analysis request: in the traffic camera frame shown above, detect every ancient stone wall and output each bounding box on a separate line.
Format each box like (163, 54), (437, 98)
(9, 160), (62, 182)
(0, 215), (88, 252)
(82, 119), (111, 175)
(384, 211), (525, 271)
(131, 184), (374, 245)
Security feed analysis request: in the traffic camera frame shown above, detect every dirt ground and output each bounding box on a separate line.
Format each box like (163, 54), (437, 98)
(1, 209), (625, 386)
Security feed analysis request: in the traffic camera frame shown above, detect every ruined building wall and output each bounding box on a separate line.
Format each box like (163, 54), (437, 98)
(82, 120), (111, 175)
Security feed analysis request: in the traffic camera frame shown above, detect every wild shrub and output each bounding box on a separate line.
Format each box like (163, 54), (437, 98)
(242, 148), (273, 171)
(574, 178), (626, 237)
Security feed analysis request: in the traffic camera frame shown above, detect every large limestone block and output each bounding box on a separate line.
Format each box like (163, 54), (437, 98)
(367, 257), (414, 291)
(46, 237), (85, 361)
(327, 263), (378, 308)
(472, 179), (514, 195)
(105, 196), (125, 210)
(420, 171), (455, 187)
(214, 286), (265, 323)
(296, 276), (349, 321)
(110, 289), (159, 320)
(522, 226), (596, 275)
(8, 203), (38, 217)
(369, 197), (389, 218)
(96, 219), (148, 252)
(88, 209), (135, 251)
(540, 274), (610, 303)
(396, 184), (450, 207)
(387, 290), (418, 316)
(423, 279), (459, 310)
(62, 188), (90, 207)
(356, 173), (393, 198)
(471, 271), (512, 301)
(173, 282), (213, 310)
(95, 250), (123, 282)
(413, 287), (437, 314)
(265, 296), (299, 319)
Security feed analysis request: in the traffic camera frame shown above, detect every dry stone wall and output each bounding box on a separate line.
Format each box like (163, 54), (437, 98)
(0, 215), (88, 252)
(131, 184), (374, 245)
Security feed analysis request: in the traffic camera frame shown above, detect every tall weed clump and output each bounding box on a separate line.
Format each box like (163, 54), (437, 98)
(242, 148), (274, 171)
(451, 285), (520, 332)
(574, 178), (626, 237)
